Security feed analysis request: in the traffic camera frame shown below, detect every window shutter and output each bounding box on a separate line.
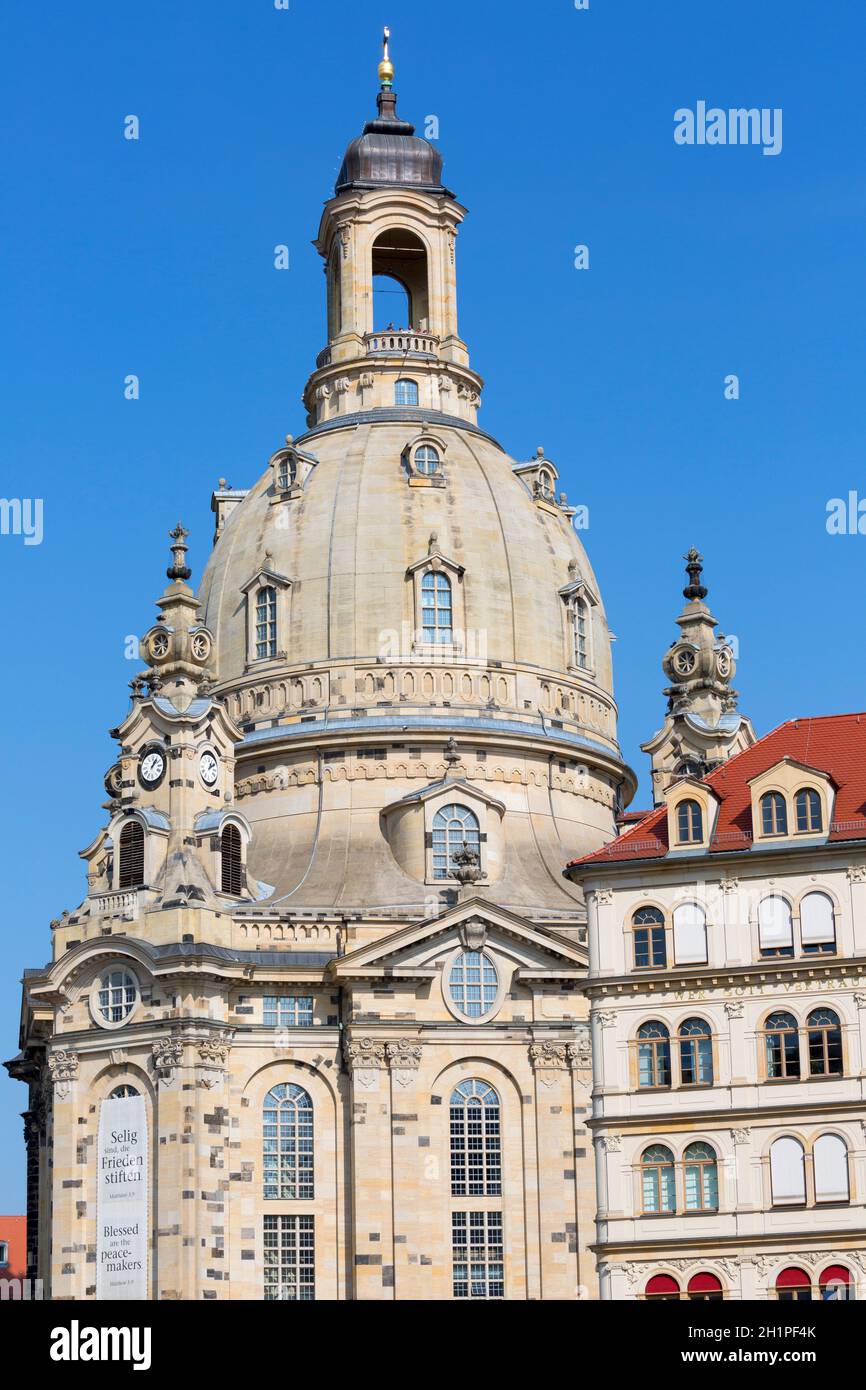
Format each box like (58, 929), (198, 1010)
(813, 1134), (849, 1203)
(770, 1137), (806, 1205)
(672, 903), (707, 964)
(118, 821), (145, 889)
(758, 896), (793, 950)
(800, 892), (835, 945)
(221, 825), (243, 895)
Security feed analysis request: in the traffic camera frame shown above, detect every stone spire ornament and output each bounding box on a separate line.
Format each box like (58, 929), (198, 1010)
(167, 522), (192, 582)
(682, 546), (708, 602)
(137, 525), (218, 708)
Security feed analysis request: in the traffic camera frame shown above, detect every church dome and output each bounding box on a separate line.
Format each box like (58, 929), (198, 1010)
(336, 90), (446, 195)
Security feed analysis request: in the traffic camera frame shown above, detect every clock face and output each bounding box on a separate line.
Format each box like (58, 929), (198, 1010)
(139, 750), (165, 786)
(199, 751), (219, 787)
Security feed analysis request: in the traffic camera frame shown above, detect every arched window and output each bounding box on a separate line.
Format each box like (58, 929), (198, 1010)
(449, 1080), (501, 1196)
(632, 906), (666, 969)
(432, 802), (479, 880)
(676, 799), (703, 844)
(395, 378), (419, 406)
(684, 1142), (719, 1211)
(761, 791), (788, 836)
(645, 1274), (680, 1300)
(795, 788), (822, 833)
(421, 569), (453, 645)
(775, 1267), (811, 1301)
(679, 1018), (713, 1086)
(571, 597), (590, 670)
(637, 1021), (671, 1089)
(688, 1273), (723, 1301)
(118, 821), (145, 890)
(414, 444), (440, 475)
(277, 455), (296, 491)
(819, 1264), (853, 1300)
(448, 951), (498, 1020)
(764, 1012), (800, 1079)
(770, 1137), (806, 1206)
(807, 1009), (843, 1076)
(813, 1134), (849, 1204)
(641, 1145), (676, 1213)
(758, 896), (794, 957)
(95, 969), (138, 1026)
(255, 585), (277, 660)
(263, 1084), (314, 1200)
(537, 469), (554, 501)
(221, 824), (243, 895)
(800, 892), (836, 954)
(672, 903), (708, 965)
(109, 1085), (140, 1099)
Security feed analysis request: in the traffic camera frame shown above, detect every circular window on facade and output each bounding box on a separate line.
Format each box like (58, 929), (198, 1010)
(414, 444), (441, 476)
(447, 950), (499, 1021)
(92, 968), (139, 1029)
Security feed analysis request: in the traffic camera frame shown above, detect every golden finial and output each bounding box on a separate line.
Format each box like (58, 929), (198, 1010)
(378, 25), (394, 89)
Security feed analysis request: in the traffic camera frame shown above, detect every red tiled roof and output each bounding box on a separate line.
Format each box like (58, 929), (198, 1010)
(568, 714), (866, 869)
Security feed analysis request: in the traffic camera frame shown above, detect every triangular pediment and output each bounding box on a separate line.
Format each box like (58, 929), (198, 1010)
(331, 898), (586, 980)
(382, 778), (505, 816)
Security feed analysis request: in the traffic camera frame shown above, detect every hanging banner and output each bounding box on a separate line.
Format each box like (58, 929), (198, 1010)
(96, 1093), (148, 1299)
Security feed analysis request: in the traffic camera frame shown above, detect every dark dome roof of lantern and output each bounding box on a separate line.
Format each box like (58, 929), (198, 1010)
(335, 90), (450, 196)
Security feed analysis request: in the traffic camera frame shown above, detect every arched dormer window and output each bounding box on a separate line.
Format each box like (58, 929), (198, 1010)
(277, 455), (296, 492)
(255, 585), (278, 660)
(118, 820), (145, 889)
(414, 444), (440, 475)
(572, 595), (591, 670)
(676, 799), (703, 845)
(795, 788), (822, 832)
(395, 378), (419, 406)
(536, 468), (554, 501)
(761, 791), (788, 836)
(221, 824), (243, 895)
(432, 803), (480, 880)
(421, 570), (453, 644)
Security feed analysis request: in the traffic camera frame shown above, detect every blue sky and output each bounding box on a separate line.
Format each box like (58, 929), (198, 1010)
(1, 0), (864, 1207)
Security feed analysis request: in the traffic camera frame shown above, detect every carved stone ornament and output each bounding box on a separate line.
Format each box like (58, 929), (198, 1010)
(458, 915), (488, 952)
(343, 1037), (387, 1070)
(152, 1034), (184, 1081)
(386, 1039), (423, 1070)
(854, 992), (866, 1009)
(846, 865), (866, 884)
(725, 1000), (745, 1019)
(719, 877), (739, 894)
(595, 889), (614, 905)
(597, 1010), (617, 1028)
(198, 1030), (233, 1068)
(599, 1134), (622, 1153)
(529, 1041), (568, 1071)
(731, 1127), (751, 1145)
(568, 1029), (592, 1071)
(48, 1049), (79, 1099)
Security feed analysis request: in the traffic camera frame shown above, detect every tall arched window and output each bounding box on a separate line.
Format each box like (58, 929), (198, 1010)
(449, 1080), (501, 1196)
(448, 951), (498, 1020)
(421, 569), (453, 644)
(770, 1137), (806, 1206)
(221, 824), (243, 895)
(807, 1009), (843, 1076)
(684, 1142), (719, 1211)
(761, 791), (788, 836)
(800, 892), (836, 954)
(775, 1267), (811, 1301)
(641, 1145), (676, 1213)
(764, 1012), (801, 1079)
(758, 896), (794, 957)
(676, 799), (703, 844)
(571, 597), (590, 670)
(795, 788), (822, 832)
(637, 1021), (671, 1089)
(672, 903), (708, 965)
(118, 821), (145, 889)
(395, 378), (419, 406)
(632, 906), (666, 969)
(432, 802), (479, 880)
(263, 1084), (314, 1200)
(255, 585), (277, 660)
(813, 1134), (849, 1204)
(679, 1018), (713, 1086)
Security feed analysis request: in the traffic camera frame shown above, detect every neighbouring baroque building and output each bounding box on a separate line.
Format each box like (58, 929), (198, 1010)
(566, 569), (866, 1301)
(5, 38), (637, 1301)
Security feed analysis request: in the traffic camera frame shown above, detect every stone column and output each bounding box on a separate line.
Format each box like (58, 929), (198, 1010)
(385, 1038), (426, 1300)
(46, 1048), (82, 1300)
(567, 1032), (596, 1299)
(530, 1040), (578, 1301)
(343, 1036), (394, 1300)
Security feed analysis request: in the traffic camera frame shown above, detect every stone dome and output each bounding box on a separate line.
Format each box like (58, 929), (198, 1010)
(197, 413), (634, 919)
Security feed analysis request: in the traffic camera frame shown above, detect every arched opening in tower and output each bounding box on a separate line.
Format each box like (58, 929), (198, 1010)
(371, 229), (429, 331)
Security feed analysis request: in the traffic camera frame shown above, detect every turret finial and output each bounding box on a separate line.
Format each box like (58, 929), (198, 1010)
(378, 26), (394, 90)
(167, 522), (192, 582)
(682, 546), (708, 602)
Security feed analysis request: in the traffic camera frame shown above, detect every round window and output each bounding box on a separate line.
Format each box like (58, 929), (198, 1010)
(447, 950), (499, 1021)
(414, 444), (440, 476)
(92, 969), (139, 1029)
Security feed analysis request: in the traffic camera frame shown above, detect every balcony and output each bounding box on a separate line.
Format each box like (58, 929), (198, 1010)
(365, 330), (439, 358)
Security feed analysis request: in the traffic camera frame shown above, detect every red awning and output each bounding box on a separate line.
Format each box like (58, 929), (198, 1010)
(688, 1272), (723, 1293)
(646, 1274), (680, 1295)
(776, 1267), (810, 1288)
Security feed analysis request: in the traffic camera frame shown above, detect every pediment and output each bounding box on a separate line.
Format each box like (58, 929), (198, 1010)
(381, 778), (506, 816)
(331, 898), (586, 980)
